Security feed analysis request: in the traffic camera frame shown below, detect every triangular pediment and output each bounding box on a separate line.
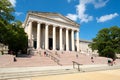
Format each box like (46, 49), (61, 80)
(45, 15), (70, 23)
(28, 11), (79, 26)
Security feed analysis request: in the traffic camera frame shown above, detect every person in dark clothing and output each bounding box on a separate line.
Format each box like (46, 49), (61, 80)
(44, 51), (46, 56)
(13, 57), (17, 62)
(1, 51), (4, 55)
(91, 56), (94, 63)
(76, 54), (78, 58)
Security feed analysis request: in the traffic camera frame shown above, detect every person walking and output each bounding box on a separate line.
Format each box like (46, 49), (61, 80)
(13, 56), (17, 62)
(91, 56), (94, 63)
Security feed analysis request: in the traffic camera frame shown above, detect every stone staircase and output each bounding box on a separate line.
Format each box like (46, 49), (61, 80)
(58, 52), (120, 66)
(0, 55), (13, 67)
(59, 52), (76, 65)
(45, 51), (120, 66)
(1, 51), (120, 68)
(1, 64), (120, 80)
(80, 64), (120, 72)
(0, 68), (78, 80)
(0, 54), (58, 68)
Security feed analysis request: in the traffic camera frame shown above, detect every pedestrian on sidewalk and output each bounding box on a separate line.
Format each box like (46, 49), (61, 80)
(112, 58), (116, 65)
(44, 51), (46, 56)
(91, 56), (94, 63)
(13, 56), (17, 62)
(76, 54), (78, 58)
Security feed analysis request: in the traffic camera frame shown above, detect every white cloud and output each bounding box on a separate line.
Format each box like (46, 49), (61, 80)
(15, 12), (23, 16)
(76, 0), (93, 23)
(92, 0), (109, 8)
(66, 14), (78, 21)
(8, 0), (16, 7)
(96, 13), (119, 23)
(66, 0), (109, 23)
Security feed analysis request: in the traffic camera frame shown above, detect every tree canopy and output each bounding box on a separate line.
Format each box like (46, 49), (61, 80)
(89, 26), (120, 59)
(0, 0), (28, 54)
(0, 0), (14, 24)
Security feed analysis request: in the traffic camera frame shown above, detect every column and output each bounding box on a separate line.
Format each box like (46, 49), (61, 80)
(71, 30), (75, 51)
(76, 31), (79, 52)
(59, 27), (62, 50)
(66, 28), (69, 51)
(37, 22), (41, 49)
(45, 24), (49, 50)
(53, 26), (56, 50)
(29, 20), (33, 48)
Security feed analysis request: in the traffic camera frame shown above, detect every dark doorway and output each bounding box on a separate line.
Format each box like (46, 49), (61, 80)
(49, 38), (53, 50)
(34, 41), (37, 49)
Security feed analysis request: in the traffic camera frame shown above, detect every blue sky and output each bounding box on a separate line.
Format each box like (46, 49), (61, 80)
(9, 0), (120, 40)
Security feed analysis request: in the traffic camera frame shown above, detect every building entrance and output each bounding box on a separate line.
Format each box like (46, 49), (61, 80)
(34, 40), (37, 49)
(49, 38), (53, 50)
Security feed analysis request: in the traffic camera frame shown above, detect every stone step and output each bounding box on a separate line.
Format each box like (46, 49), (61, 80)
(1, 64), (120, 79)
(0, 69), (78, 79)
(80, 64), (120, 72)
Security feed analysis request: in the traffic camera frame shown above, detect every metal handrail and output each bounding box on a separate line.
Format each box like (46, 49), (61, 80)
(72, 61), (82, 71)
(45, 50), (62, 66)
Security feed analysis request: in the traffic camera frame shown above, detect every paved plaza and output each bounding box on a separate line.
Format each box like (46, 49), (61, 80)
(6, 69), (120, 80)
(31, 69), (120, 80)
(0, 53), (120, 80)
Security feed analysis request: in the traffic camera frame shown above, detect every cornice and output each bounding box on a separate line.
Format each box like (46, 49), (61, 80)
(27, 12), (79, 27)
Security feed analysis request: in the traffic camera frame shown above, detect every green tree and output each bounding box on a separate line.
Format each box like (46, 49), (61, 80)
(0, 0), (14, 24)
(89, 26), (120, 59)
(0, 0), (28, 54)
(0, 0), (14, 43)
(8, 21), (28, 53)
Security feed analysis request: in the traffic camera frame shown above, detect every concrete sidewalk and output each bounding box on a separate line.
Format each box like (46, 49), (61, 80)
(31, 69), (120, 80)
(2, 69), (120, 80)
(0, 65), (73, 73)
(0, 64), (113, 73)
(1, 64), (120, 80)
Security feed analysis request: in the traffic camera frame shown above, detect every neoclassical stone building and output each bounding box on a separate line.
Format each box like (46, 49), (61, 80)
(23, 11), (80, 52)
(79, 39), (98, 56)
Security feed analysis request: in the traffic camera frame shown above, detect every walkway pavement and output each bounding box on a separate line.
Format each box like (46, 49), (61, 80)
(0, 64), (118, 73)
(6, 69), (120, 80)
(0, 65), (73, 73)
(31, 69), (120, 80)
(1, 64), (120, 80)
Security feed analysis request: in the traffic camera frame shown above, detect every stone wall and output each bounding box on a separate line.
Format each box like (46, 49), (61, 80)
(79, 39), (98, 56)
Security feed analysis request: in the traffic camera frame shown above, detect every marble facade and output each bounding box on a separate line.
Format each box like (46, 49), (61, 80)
(23, 11), (80, 52)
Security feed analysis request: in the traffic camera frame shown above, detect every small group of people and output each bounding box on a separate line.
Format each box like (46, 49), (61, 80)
(108, 58), (116, 66)
(44, 51), (49, 56)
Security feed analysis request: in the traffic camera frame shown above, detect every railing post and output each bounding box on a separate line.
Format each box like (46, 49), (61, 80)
(73, 61), (75, 69)
(47, 53), (61, 66)
(72, 61), (82, 71)
(78, 64), (80, 71)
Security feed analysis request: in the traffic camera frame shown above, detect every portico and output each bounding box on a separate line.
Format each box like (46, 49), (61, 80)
(24, 11), (80, 52)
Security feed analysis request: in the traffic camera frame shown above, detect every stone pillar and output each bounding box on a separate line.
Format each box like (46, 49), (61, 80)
(71, 30), (75, 51)
(76, 31), (79, 52)
(29, 20), (33, 48)
(45, 24), (49, 50)
(37, 22), (41, 49)
(66, 28), (69, 51)
(53, 26), (56, 50)
(59, 27), (63, 50)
